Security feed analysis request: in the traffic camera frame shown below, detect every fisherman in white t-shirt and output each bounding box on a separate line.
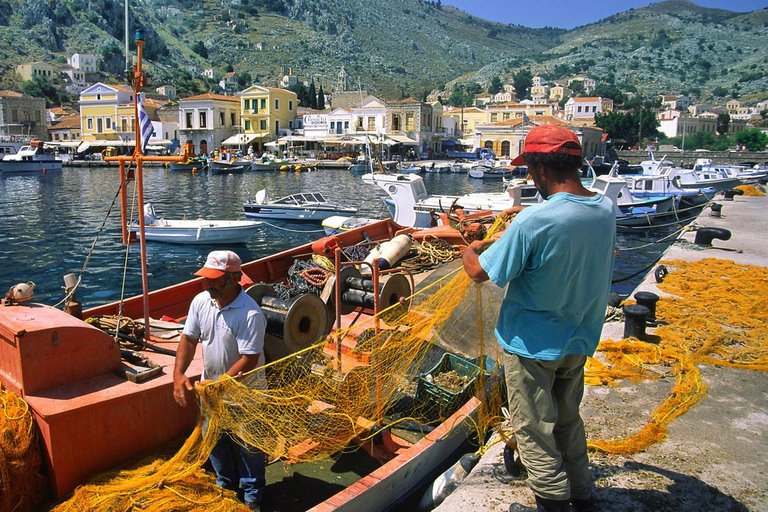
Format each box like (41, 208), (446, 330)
(173, 250), (266, 511)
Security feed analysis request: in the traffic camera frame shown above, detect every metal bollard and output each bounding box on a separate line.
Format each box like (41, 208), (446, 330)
(634, 291), (659, 323)
(710, 203), (722, 218)
(623, 304), (651, 341)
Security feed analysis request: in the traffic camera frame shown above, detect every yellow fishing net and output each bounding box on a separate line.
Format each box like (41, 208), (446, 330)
(54, 216), (511, 511)
(586, 258), (768, 454)
(734, 184), (765, 196)
(0, 384), (47, 512)
(51, 238), (767, 508)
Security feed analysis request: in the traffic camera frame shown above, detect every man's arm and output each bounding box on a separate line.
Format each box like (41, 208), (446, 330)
(226, 353), (261, 379)
(462, 239), (493, 283)
(173, 334), (199, 407)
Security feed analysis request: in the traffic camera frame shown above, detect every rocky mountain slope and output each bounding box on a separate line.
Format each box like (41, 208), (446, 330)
(0, 0), (765, 102)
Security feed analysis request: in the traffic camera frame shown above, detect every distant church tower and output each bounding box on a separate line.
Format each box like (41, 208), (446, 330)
(336, 67), (348, 92)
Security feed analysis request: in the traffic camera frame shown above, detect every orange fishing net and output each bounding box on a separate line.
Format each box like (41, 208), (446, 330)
(734, 184), (765, 196)
(587, 258), (768, 454)
(0, 384), (47, 512)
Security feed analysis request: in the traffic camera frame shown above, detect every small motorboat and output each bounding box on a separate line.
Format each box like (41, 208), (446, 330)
(243, 190), (358, 222)
(209, 159), (250, 174)
(130, 203), (261, 244)
(468, 165), (515, 180)
(168, 158), (207, 172)
(0, 140), (63, 174)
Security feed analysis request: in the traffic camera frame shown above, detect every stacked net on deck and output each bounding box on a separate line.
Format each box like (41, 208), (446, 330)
(0, 384), (47, 512)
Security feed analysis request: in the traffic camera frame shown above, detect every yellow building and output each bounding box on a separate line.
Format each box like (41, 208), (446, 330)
(238, 85), (298, 151)
(477, 115), (603, 161)
(16, 62), (55, 81)
(79, 83), (136, 141)
(443, 106), (487, 137)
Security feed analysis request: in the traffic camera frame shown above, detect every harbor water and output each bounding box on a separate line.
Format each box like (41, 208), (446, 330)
(0, 166), (683, 309)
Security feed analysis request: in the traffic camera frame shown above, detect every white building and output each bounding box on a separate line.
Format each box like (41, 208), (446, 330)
(563, 97), (613, 121)
(68, 53), (97, 73)
(301, 113), (329, 139)
(350, 96), (387, 134)
(177, 93), (240, 155)
(657, 109), (718, 139)
(156, 85), (176, 100)
(327, 108), (354, 135)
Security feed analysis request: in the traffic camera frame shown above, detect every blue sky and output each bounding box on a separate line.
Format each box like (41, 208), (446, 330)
(440, 0), (768, 29)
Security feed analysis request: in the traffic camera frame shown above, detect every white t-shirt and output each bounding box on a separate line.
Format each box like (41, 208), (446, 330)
(183, 288), (267, 389)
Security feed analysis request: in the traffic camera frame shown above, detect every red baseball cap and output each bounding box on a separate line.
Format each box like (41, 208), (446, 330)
(510, 125), (582, 166)
(195, 250), (242, 279)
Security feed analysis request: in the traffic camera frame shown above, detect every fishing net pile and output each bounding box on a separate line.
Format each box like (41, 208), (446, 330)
(585, 258), (768, 454)
(54, 217), (510, 511)
(0, 384), (47, 512)
(734, 184), (765, 196)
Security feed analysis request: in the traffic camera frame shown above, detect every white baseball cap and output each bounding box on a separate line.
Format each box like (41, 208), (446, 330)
(195, 250), (242, 279)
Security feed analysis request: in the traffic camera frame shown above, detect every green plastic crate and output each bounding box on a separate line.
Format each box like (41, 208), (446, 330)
(416, 353), (486, 419)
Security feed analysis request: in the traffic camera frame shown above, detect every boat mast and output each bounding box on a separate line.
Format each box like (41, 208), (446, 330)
(104, 29), (189, 344)
(124, 0), (129, 76)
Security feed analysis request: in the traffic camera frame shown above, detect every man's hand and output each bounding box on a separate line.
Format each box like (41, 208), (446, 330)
(173, 373), (194, 407)
(502, 206), (525, 218)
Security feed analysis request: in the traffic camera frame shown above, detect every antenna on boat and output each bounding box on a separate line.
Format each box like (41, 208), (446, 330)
(124, 0), (129, 79)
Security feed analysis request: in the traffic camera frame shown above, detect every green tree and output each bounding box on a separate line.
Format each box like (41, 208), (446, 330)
(317, 83), (325, 109)
(592, 84), (625, 105)
(308, 81), (317, 109)
(733, 129), (768, 151)
(238, 72), (251, 88)
(594, 109), (659, 148)
(20, 77), (58, 106)
(569, 80), (584, 96)
(512, 69), (532, 100)
(192, 41), (208, 59)
(488, 76), (503, 95)
(717, 113), (730, 135)
(447, 83), (478, 107)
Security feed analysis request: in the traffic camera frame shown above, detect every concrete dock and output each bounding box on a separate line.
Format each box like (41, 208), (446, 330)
(435, 190), (768, 511)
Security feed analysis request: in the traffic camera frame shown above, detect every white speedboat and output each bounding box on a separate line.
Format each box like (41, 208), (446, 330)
(243, 190), (358, 222)
(0, 140), (63, 174)
(130, 204), (262, 244)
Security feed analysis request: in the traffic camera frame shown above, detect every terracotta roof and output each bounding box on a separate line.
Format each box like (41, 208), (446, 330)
(265, 87), (294, 94)
(570, 97), (601, 102)
(48, 115), (81, 130)
(48, 107), (70, 115)
(388, 97), (421, 104)
(0, 90), (23, 97)
(112, 84), (134, 92)
(180, 93), (239, 103)
(490, 115), (571, 128)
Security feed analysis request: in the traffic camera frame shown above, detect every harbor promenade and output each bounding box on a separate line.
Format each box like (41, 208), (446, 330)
(436, 190), (768, 511)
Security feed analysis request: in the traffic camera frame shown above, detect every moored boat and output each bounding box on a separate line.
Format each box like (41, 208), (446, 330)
(243, 190), (358, 222)
(0, 140), (63, 174)
(468, 165), (515, 180)
(210, 159), (250, 174)
(129, 203), (262, 244)
(168, 157), (207, 172)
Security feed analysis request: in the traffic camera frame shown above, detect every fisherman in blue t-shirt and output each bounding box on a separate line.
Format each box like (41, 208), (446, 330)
(463, 125), (616, 512)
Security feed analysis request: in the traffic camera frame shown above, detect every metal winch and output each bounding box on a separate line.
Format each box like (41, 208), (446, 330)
(246, 284), (330, 362)
(331, 266), (412, 315)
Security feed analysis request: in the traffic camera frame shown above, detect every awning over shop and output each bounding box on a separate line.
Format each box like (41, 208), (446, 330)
(77, 140), (134, 153)
(385, 134), (418, 145)
(48, 140), (81, 148)
(221, 133), (260, 146)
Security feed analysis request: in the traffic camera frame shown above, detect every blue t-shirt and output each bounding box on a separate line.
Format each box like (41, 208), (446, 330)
(479, 192), (616, 360)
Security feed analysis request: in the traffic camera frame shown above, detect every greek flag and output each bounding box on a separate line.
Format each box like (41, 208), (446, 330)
(137, 93), (153, 154)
